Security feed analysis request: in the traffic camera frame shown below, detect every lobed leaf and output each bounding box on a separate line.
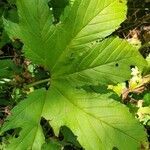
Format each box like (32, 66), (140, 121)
(3, 0), (55, 68)
(52, 37), (147, 86)
(1, 0), (148, 149)
(1, 81), (146, 150)
(4, 0), (128, 70)
(48, 0), (128, 69)
(1, 89), (45, 150)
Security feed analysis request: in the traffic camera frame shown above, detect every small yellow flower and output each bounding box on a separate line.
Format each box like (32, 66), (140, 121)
(129, 75), (143, 90)
(108, 83), (126, 96)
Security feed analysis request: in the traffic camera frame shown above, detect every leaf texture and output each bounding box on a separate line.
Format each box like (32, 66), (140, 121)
(1, 81), (146, 150)
(3, 0), (55, 67)
(52, 37), (147, 85)
(48, 0), (128, 69)
(1, 0), (148, 149)
(1, 90), (45, 150)
(4, 0), (127, 70)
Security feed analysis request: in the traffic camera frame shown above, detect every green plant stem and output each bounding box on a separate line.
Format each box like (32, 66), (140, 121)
(24, 78), (50, 88)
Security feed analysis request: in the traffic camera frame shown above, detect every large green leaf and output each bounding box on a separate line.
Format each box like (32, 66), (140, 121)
(52, 37), (147, 85)
(1, 0), (148, 149)
(1, 89), (45, 150)
(4, 0), (146, 85)
(4, 0), (127, 70)
(3, 0), (55, 67)
(43, 81), (147, 150)
(1, 81), (146, 150)
(47, 0), (128, 69)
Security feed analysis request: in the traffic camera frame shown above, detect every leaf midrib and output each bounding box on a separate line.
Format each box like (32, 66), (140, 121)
(52, 55), (140, 80)
(51, 0), (119, 72)
(53, 85), (139, 142)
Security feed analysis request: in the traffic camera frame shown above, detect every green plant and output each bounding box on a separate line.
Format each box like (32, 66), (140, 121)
(0, 0), (148, 149)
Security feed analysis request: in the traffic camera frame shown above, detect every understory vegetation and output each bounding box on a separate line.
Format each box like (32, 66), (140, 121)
(0, 0), (150, 150)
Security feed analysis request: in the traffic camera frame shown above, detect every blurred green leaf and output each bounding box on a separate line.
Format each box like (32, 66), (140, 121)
(0, 59), (15, 78)
(60, 126), (81, 148)
(0, 31), (10, 48)
(7, 0), (16, 5)
(144, 93), (150, 106)
(42, 141), (61, 150)
(49, 0), (69, 22)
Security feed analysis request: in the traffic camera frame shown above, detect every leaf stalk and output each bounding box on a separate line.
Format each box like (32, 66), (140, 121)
(24, 78), (50, 88)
